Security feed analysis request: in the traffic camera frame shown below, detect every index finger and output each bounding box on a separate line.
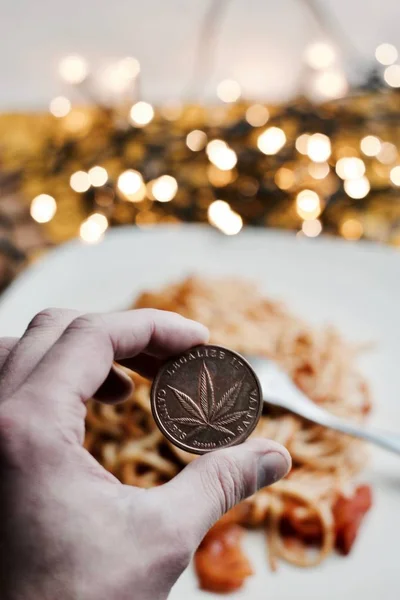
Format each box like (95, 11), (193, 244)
(19, 309), (208, 413)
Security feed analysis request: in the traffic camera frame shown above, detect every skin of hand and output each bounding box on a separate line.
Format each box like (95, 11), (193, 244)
(0, 308), (291, 600)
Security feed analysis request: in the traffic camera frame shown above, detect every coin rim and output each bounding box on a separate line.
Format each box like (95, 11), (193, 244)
(150, 344), (263, 455)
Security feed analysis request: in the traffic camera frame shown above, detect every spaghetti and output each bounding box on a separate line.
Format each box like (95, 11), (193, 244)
(85, 276), (373, 591)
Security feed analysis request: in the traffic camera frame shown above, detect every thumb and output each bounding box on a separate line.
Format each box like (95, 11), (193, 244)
(161, 438), (291, 547)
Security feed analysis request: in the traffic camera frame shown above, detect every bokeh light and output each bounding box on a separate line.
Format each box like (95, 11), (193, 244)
(119, 56), (141, 78)
(125, 182), (146, 203)
(129, 101), (154, 127)
(49, 96), (71, 118)
(70, 171), (90, 193)
(208, 200), (242, 235)
(336, 145), (358, 159)
(360, 135), (382, 157)
(207, 165), (235, 187)
(245, 104), (269, 127)
(30, 194), (57, 223)
(161, 102), (183, 121)
(88, 213), (108, 233)
(217, 79), (241, 103)
(58, 55), (88, 84)
(152, 175), (178, 202)
(308, 162), (330, 179)
(63, 109), (91, 134)
(207, 141), (237, 170)
(206, 139), (227, 155)
(80, 213), (108, 244)
(186, 130), (207, 151)
(313, 69), (347, 99)
(307, 133), (331, 162)
(335, 157), (365, 180)
(117, 170), (143, 197)
(384, 64), (400, 87)
(88, 166), (108, 187)
(208, 200), (230, 222)
(340, 218), (363, 240)
(344, 176), (370, 199)
(257, 127), (286, 155)
(304, 42), (336, 70)
(295, 133), (310, 155)
(375, 43), (398, 65)
(377, 142), (398, 164)
(302, 219), (322, 237)
(390, 165), (400, 186)
(275, 167), (295, 190)
(296, 190), (321, 220)
(99, 57), (140, 94)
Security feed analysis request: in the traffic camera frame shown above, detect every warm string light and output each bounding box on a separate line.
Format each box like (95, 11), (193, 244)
(126, 182), (146, 203)
(306, 133), (331, 162)
(372, 162), (388, 178)
(151, 175), (178, 202)
(70, 171), (90, 193)
(296, 190), (321, 220)
(216, 79), (241, 103)
(335, 157), (365, 180)
(186, 130), (207, 151)
(390, 166), (400, 186)
(275, 167), (295, 190)
(344, 176), (370, 199)
(49, 96), (71, 118)
(117, 170), (145, 202)
(129, 101), (154, 127)
(336, 146), (358, 160)
(98, 57), (140, 94)
(384, 64), (400, 88)
(206, 139), (227, 154)
(59, 55), (88, 84)
(304, 42), (336, 70)
(80, 213), (108, 244)
(208, 200), (242, 235)
(245, 104), (269, 127)
(63, 109), (91, 134)
(360, 135), (381, 157)
(313, 69), (347, 99)
(88, 212), (108, 232)
(257, 127), (286, 155)
(207, 165), (235, 187)
(308, 162), (329, 179)
(161, 102), (183, 121)
(206, 140), (237, 170)
(377, 142), (398, 164)
(33, 46), (400, 246)
(375, 43), (398, 66)
(302, 219), (322, 237)
(88, 166), (108, 187)
(295, 133), (310, 155)
(340, 218), (363, 240)
(30, 194), (57, 223)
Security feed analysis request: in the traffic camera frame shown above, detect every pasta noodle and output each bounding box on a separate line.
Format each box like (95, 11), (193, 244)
(85, 276), (373, 588)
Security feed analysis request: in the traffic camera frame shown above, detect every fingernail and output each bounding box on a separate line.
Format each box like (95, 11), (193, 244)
(257, 452), (290, 488)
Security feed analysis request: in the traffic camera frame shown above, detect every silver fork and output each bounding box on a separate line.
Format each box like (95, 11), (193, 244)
(244, 354), (400, 455)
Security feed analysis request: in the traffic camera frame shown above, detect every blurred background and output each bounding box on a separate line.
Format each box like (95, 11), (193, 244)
(0, 0), (400, 291)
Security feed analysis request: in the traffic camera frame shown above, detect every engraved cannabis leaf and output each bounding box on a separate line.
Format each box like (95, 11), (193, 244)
(168, 361), (247, 437)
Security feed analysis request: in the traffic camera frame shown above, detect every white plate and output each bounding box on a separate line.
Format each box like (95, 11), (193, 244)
(0, 224), (399, 599)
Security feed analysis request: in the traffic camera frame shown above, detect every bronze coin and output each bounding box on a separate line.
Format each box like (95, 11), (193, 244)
(150, 344), (263, 455)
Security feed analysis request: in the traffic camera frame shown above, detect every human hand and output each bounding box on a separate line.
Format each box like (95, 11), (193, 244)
(0, 308), (291, 600)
